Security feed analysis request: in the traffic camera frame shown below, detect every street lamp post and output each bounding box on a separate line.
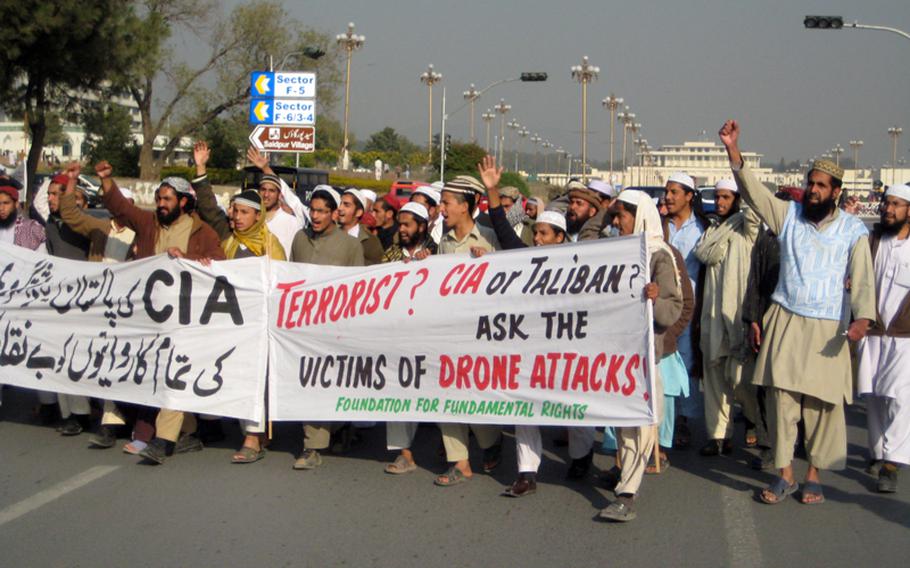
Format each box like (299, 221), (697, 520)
(602, 93), (623, 181)
(506, 119), (520, 170)
(556, 147), (565, 178)
(832, 144), (844, 167)
(530, 134), (541, 173)
(336, 22), (365, 171)
(481, 110), (495, 153)
(889, 126), (903, 186)
(463, 84), (480, 143)
(516, 128), (529, 173)
(849, 139), (864, 170)
(419, 64), (443, 159)
(543, 141), (552, 175)
(619, 109), (635, 186)
(570, 56), (600, 182)
(494, 99), (512, 165)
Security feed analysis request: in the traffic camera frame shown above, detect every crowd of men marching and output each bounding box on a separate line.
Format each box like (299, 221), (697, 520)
(0, 119), (907, 523)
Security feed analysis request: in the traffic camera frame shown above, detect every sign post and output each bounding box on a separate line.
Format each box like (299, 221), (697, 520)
(249, 70), (317, 155)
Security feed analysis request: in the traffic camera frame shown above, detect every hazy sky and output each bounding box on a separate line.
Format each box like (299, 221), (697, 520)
(219, 0), (910, 168)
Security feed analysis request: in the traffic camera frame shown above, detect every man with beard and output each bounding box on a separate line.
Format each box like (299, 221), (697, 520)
(371, 193), (399, 251)
(598, 189), (683, 521)
(96, 160), (225, 464)
(411, 185), (444, 245)
(381, 202), (435, 263)
(339, 188), (384, 265)
(694, 179), (763, 456)
(857, 184), (910, 493)
(565, 182), (601, 242)
(246, 148), (308, 258)
(719, 120), (875, 505)
(291, 186), (364, 470)
(0, 184), (45, 412)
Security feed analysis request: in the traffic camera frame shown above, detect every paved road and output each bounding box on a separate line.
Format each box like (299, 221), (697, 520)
(0, 386), (908, 568)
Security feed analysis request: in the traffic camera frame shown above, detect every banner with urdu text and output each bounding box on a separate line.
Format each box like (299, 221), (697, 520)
(0, 244), (268, 421)
(269, 234), (656, 427)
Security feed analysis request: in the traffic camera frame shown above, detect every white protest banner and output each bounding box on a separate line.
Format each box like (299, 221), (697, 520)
(268, 234), (656, 427)
(0, 244), (268, 420)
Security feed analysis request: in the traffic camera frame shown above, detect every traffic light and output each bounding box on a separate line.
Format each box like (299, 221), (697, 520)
(302, 46), (326, 59)
(520, 72), (548, 82)
(444, 134), (452, 153)
(804, 15), (844, 29)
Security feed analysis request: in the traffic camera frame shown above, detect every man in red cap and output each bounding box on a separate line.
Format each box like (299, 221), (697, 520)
(0, 184), (47, 414)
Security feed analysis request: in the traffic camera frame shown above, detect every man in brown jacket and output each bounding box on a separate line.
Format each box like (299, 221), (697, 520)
(95, 161), (225, 464)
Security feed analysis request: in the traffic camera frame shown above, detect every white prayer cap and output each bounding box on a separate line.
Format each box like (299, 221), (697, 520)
(413, 185), (441, 206)
(312, 185), (341, 208)
(430, 180), (445, 190)
(617, 189), (648, 207)
(667, 172), (695, 191)
(343, 188), (367, 210)
(714, 178), (738, 193)
(535, 210), (567, 233)
(119, 186), (134, 201)
(587, 179), (615, 198)
(399, 202), (429, 221)
(885, 183), (910, 204)
(360, 189), (377, 205)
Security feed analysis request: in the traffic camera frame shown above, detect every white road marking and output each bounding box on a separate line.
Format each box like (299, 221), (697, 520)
(721, 484), (763, 568)
(0, 465), (120, 526)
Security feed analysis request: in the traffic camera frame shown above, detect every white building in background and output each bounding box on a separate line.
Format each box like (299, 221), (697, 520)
(881, 168), (910, 189)
(0, 91), (193, 168)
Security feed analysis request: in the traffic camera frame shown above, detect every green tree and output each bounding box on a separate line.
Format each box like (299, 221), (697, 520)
(434, 141), (486, 180)
(0, 0), (137, 204)
(202, 113), (247, 169)
(115, 0), (342, 180)
(82, 103), (141, 177)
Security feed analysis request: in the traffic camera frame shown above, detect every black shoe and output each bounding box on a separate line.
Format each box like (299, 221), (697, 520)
(58, 417), (84, 436)
(567, 450), (594, 480)
(699, 439), (733, 456)
(88, 425), (117, 448)
(139, 439), (171, 465)
(876, 463), (899, 493)
(174, 433), (204, 454)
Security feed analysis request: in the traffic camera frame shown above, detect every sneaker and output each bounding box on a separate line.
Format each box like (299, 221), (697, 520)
(293, 449), (323, 470)
(138, 439), (171, 465)
(876, 463), (899, 493)
(598, 495), (637, 522)
(174, 433), (204, 454)
(58, 417), (84, 436)
(567, 450), (594, 479)
(88, 425), (117, 448)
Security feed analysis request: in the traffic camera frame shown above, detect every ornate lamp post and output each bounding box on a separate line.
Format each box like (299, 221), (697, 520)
(419, 64), (443, 159)
(494, 99), (512, 164)
(602, 93), (623, 180)
(481, 109), (495, 153)
(335, 22), (365, 170)
(463, 84), (480, 143)
(570, 56), (600, 181)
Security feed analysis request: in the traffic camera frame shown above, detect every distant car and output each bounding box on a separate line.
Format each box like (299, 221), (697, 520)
(626, 186), (666, 200)
(242, 165), (329, 205)
(698, 186), (716, 214)
(388, 180), (421, 208)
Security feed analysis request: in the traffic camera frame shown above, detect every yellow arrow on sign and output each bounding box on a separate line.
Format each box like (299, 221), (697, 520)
(254, 101), (270, 122)
(255, 74), (270, 95)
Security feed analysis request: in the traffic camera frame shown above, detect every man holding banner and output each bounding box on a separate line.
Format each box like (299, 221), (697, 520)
(598, 189), (683, 522)
(96, 160), (226, 464)
(434, 174), (503, 487)
(290, 185), (365, 470)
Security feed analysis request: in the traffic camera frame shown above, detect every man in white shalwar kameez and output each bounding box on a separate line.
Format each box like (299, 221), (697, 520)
(857, 183), (910, 493)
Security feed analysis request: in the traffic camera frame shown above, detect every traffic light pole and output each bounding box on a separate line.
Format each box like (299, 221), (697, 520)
(439, 73), (547, 176)
(847, 22), (910, 41)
